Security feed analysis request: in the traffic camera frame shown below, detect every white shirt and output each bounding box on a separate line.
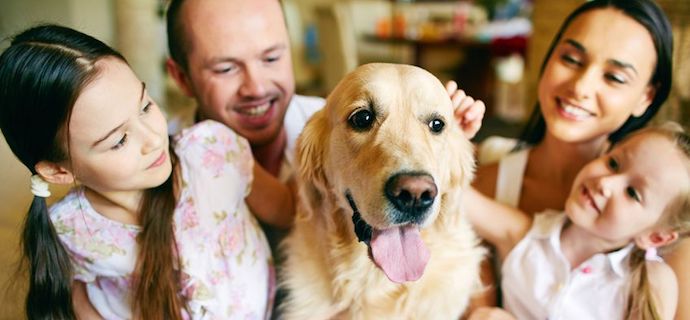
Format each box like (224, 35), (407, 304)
(494, 148), (529, 207)
(501, 211), (634, 320)
(279, 94), (325, 183)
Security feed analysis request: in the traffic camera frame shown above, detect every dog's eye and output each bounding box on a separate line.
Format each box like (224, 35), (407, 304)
(428, 118), (445, 133)
(348, 109), (375, 130)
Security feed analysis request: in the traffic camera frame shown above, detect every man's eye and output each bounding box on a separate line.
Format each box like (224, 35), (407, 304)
(626, 186), (641, 202)
(213, 64), (237, 74)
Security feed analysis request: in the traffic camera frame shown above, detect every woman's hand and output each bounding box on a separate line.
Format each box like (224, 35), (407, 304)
(447, 80), (486, 140)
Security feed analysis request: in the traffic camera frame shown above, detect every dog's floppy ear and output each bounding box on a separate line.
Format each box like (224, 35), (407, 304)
(296, 108), (331, 211)
(439, 130), (475, 223)
(448, 131), (476, 189)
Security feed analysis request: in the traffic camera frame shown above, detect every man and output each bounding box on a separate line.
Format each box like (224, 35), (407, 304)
(166, 0), (323, 200)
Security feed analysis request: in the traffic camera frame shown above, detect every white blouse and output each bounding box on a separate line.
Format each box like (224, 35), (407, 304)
(501, 211), (634, 320)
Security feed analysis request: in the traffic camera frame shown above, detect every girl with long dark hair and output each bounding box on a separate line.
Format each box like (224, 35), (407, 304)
(0, 24), (293, 319)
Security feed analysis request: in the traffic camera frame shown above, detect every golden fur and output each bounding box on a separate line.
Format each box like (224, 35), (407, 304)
(280, 63), (484, 319)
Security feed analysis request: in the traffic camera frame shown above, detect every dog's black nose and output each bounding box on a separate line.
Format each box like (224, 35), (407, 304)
(385, 172), (437, 221)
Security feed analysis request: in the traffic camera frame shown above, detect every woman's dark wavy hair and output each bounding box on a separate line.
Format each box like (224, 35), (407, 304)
(0, 24), (185, 319)
(518, 0), (673, 146)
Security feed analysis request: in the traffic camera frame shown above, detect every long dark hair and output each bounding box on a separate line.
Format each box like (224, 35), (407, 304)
(518, 0), (673, 146)
(0, 24), (185, 319)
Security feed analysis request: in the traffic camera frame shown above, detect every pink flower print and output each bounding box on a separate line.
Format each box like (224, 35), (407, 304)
(203, 149), (226, 177)
(107, 226), (138, 249)
(218, 219), (246, 260)
(208, 269), (231, 286)
(179, 197), (199, 230)
(226, 289), (246, 315)
(222, 229), (241, 255)
(192, 281), (214, 301)
(221, 133), (235, 150)
(180, 273), (198, 300)
(185, 131), (201, 146)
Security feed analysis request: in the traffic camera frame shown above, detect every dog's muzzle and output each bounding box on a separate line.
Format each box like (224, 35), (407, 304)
(344, 189), (431, 284)
(384, 172), (438, 224)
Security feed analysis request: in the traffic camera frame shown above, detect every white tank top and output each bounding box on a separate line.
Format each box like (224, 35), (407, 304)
(495, 148), (529, 207)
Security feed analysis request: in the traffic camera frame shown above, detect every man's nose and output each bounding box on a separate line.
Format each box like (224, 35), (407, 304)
(239, 64), (267, 97)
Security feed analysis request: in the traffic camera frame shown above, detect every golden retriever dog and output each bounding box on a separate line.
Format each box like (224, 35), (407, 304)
(280, 63), (484, 319)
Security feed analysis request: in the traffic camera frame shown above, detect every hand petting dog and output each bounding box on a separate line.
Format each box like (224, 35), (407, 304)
(447, 80), (486, 140)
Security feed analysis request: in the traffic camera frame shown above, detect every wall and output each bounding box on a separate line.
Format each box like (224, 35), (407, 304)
(657, 0), (690, 125)
(0, 0), (114, 48)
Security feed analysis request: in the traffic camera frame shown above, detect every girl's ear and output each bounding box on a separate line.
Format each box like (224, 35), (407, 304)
(634, 228), (679, 249)
(632, 83), (657, 117)
(34, 161), (75, 185)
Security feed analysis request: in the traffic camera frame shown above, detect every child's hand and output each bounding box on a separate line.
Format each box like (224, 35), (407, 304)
(467, 306), (516, 320)
(446, 80), (485, 139)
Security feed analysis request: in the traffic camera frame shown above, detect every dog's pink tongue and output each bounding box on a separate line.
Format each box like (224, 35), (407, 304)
(370, 225), (429, 283)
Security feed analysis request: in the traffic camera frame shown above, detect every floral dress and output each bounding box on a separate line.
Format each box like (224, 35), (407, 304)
(50, 120), (275, 319)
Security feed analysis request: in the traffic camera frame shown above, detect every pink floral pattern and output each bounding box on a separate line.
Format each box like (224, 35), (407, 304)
(50, 120), (274, 319)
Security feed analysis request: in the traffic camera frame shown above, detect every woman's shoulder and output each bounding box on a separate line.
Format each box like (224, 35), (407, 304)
(476, 136), (519, 165)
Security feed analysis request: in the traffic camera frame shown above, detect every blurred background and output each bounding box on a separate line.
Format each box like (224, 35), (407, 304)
(0, 0), (688, 317)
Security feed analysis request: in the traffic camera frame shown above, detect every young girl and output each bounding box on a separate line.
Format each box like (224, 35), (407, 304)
(466, 123), (690, 320)
(0, 24), (293, 319)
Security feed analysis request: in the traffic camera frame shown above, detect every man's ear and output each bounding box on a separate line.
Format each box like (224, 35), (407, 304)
(166, 57), (194, 97)
(632, 83), (657, 117)
(635, 228), (679, 250)
(34, 161), (75, 185)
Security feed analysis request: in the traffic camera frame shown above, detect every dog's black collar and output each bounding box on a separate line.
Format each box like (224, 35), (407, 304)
(346, 191), (372, 245)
